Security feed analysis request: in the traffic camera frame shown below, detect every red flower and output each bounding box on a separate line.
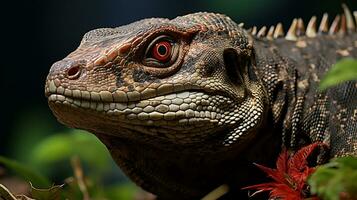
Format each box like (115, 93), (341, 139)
(243, 143), (325, 200)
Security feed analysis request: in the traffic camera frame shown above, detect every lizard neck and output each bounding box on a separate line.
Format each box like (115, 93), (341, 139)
(97, 121), (280, 199)
(253, 37), (313, 150)
(254, 34), (357, 156)
(253, 38), (297, 131)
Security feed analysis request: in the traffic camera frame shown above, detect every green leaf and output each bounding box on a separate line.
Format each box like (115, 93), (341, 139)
(7, 108), (57, 164)
(308, 156), (357, 200)
(103, 183), (138, 200)
(30, 130), (112, 172)
(319, 58), (357, 91)
(0, 156), (50, 187)
(329, 156), (357, 169)
(30, 183), (64, 200)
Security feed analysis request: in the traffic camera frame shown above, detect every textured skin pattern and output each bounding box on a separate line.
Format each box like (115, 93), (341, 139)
(45, 11), (357, 199)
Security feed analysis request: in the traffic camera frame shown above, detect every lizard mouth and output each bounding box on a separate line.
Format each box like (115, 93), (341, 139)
(45, 79), (243, 143)
(45, 78), (235, 123)
(44, 78), (237, 104)
(47, 89), (228, 124)
(47, 90), (233, 144)
(46, 82), (264, 147)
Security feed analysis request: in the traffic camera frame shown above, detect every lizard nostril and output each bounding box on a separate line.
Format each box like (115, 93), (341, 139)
(67, 65), (82, 80)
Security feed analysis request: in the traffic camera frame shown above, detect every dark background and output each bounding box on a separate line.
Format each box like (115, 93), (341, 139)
(1, 0), (356, 155)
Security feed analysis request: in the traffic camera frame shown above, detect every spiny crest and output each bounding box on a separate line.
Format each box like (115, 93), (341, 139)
(248, 4), (357, 41)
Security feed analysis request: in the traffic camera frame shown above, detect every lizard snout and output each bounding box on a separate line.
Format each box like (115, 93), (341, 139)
(49, 59), (86, 80)
(45, 59), (87, 97)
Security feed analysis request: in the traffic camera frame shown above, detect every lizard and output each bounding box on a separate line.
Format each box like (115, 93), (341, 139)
(45, 4), (357, 199)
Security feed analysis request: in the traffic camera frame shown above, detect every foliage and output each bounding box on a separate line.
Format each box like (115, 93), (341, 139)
(0, 156), (50, 188)
(308, 156), (357, 200)
(243, 143), (357, 200)
(0, 179), (140, 200)
(319, 58), (357, 91)
(0, 130), (138, 200)
(30, 130), (112, 173)
(30, 184), (64, 200)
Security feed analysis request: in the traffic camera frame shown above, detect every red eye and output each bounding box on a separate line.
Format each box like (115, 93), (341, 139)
(152, 41), (171, 62)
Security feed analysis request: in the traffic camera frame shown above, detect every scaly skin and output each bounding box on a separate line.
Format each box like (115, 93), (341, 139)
(45, 10), (357, 199)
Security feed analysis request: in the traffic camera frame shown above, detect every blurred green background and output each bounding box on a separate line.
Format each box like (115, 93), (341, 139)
(1, 0), (357, 199)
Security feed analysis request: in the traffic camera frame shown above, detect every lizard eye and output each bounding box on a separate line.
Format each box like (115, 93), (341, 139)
(152, 41), (171, 62)
(144, 35), (178, 67)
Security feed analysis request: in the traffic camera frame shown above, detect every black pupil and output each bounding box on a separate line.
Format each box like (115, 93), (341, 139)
(158, 45), (167, 56)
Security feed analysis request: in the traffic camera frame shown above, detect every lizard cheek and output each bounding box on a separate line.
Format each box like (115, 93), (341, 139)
(223, 48), (245, 85)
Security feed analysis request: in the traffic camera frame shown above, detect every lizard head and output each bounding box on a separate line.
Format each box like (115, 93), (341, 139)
(45, 12), (271, 197)
(45, 12), (269, 150)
